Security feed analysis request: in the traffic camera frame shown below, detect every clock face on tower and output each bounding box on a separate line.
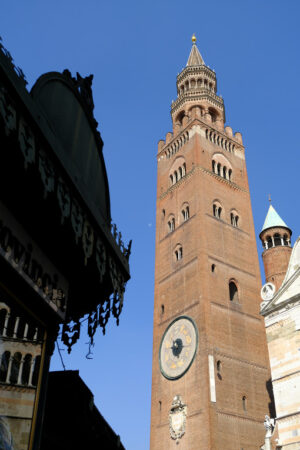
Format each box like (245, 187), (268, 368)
(159, 316), (198, 380)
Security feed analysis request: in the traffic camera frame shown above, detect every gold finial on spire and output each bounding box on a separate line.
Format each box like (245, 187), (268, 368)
(268, 194), (272, 204)
(192, 34), (196, 44)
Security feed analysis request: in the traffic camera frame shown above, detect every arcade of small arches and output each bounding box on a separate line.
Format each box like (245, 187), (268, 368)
(212, 160), (232, 181)
(165, 131), (189, 159)
(167, 204), (190, 234)
(0, 308), (43, 342)
(262, 232), (291, 249)
(0, 350), (41, 387)
(206, 129), (235, 153)
(178, 77), (215, 96)
(169, 163), (186, 186)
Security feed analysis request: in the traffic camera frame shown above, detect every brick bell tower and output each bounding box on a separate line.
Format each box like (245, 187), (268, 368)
(150, 36), (272, 450)
(259, 204), (292, 291)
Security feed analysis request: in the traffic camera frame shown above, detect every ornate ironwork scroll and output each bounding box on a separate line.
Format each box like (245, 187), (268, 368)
(82, 219), (94, 266)
(109, 256), (126, 326)
(62, 319), (81, 354)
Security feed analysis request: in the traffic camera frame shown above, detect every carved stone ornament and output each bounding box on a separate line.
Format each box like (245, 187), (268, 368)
(82, 219), (94, 265)
(169, 395), (187, 443)
(38, 149), (55, 199)
(0, 87), (16, 136)
(264, 414), (275, 438)
(260, 282), (276, 311)
(71, 199), (84, 244)
(57, 176), (71, 224)
(18, 117), (35, 169)
(95, 237), (106, 283)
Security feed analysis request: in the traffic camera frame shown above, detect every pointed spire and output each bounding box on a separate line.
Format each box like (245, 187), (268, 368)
(186, 34), (205, 67)
(261, 205), (289, 233)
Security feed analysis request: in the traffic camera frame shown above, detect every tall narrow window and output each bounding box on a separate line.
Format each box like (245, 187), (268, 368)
(0, 309), (7, 335)
(32, 355), (41, 387)
(216, 360), (222, 380)
(242, 396), (247, 412)
(0, 351), (10, 382)
(274, 233), (281, 246)
(229, 281), (239, 302)
(175, 247), (183, 261)
(267, 236), (273, 249)
(22, 354), (32, 385)
(185, 206), (189, 220)
(10, 352), (22, 384)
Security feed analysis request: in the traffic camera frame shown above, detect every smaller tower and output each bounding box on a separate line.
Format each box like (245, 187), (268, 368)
(259, 204), (292, 290)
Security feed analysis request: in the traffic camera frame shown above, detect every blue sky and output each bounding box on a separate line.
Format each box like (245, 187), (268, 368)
(2, 1), (300, 448)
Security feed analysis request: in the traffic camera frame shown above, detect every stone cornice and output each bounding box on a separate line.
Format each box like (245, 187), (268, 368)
(216, 410), (266, 424)
(159, 165), (246, 200)
(157, 118), (244, 159)
(171, 91), (224, 115)
(214, 349), (269, 371)
(177, 65), (216, 83)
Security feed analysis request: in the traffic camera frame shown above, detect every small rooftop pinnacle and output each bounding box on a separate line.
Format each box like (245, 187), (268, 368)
(186, 36), (205, 67)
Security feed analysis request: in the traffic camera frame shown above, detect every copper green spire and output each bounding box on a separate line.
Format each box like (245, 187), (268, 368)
(186, 35), (205, 66)
(261, 205), (289, 232)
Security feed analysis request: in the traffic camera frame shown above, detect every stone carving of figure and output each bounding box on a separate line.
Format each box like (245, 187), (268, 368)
(264, 415), (275, 438)
(76, 73), (94, 112)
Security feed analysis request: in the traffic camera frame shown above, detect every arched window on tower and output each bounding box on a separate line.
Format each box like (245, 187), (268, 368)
(32, 355), (41, 387)
(182, 205), (190, 222)
(213, 203), (222, 219)
(22, 354), (32, 385)
(168, 217), (175, 233)
(0, 308), (7, 335)
(217, 163), (221, 176)
(0, 351), (10, 382)
(170, 174), (173, 186)
(174, 245), (183, 261)
(223, 166), (227, 179)
(274, 233), (281, 246)
(230, 212), (239, 228)
(10, 352), (22, 384)
(229, 281), (239, 302)
(212, 160), (216, 173)
(228, 169), (232, 181)
(283, 234), (289, 246)
(266, 236), (273, 249)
